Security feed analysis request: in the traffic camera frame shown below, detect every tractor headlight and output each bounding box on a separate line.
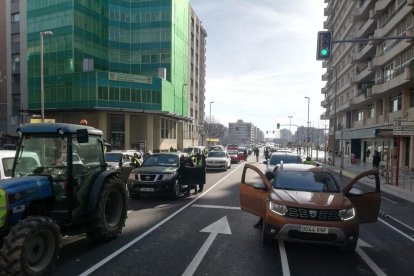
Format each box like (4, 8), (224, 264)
(269, 202), (288, 216)
(338, 208), (355, 221)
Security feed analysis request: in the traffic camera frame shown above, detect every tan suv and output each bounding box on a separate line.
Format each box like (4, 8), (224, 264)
(240, 163), (381, 252)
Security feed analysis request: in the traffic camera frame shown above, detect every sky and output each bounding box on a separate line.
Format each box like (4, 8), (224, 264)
(190, 0), (327, 137)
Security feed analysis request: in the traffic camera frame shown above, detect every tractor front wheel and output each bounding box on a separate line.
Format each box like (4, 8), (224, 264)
(0, 216), (60, 275)
(87, 176), (127, 242)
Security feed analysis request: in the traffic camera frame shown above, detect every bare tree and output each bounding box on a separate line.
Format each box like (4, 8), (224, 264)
(204, 117), (225, 143)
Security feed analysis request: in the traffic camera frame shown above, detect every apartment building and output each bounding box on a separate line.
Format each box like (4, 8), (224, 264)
(0, 0), (206, 152)
(228, 119), (263, 145)
(322, 0), (414, 176)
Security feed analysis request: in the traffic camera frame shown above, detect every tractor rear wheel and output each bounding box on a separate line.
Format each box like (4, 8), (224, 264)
(0, 216), (60, 275)
(87, 176), (127, 242)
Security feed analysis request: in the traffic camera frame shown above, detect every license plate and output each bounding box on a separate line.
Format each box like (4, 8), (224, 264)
(140, 187), (154, 192)
(298, 225), (328, 234)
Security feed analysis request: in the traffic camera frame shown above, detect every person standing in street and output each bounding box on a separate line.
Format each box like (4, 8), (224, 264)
(373, 150), (381, 169)
(254, 147), (260, 162)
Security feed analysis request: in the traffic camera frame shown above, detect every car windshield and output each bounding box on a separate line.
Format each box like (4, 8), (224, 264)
(269, 155), (302, 165)
(208, 151), (226, 158)
(273, 170), (340, 193)
(142, 155), (179, 167)
(105, 153), (122, 162)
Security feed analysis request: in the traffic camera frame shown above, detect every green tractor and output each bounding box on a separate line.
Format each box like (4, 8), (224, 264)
(0, 123), (127, 275)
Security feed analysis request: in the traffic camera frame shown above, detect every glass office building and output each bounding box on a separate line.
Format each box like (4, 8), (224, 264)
(26, 0), (192, 151)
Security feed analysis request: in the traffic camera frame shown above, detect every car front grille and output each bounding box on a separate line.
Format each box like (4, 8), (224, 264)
(286, 207), (340, 221)
(139, 174), (157, 181)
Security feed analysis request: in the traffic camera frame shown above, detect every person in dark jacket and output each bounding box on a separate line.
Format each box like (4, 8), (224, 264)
(372, 150), (381, 169)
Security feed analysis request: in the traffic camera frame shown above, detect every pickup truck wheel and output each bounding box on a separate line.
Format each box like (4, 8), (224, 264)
(87, 176), (127, 242)
(262, 223), (273, 245)
(171, 180), (181, 199)
(0, 216), (60, 276)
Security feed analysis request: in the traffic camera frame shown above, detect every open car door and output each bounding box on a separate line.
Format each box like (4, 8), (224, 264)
(181, 156), (206, 187)
(342, 170), (381, 223)
(239, 164), (271, 217)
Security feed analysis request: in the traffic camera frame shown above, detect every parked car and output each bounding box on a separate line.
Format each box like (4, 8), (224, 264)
(227, 150), (239, 163)
(0, 150), (16, 179)
(239, 163), (381, 252)
(105, 151), (140, 182)
(264, 152), (302, 180)
(127, 152), (205, 198)
(205, 150), (231, 171)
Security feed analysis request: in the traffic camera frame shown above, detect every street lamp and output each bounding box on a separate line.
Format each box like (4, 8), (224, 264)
(181, 83), (187, 150)
(331, 66), (338, 167)
(304, 96), (310, 157)
(288, 115), (293, 145)
(209, 101), (214, 145)
(40, 30), (54, 123)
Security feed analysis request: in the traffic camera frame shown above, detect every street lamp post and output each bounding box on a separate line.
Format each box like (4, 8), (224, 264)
(288, 115), (293, 145)
(304, 96), (310, 157)
(40, 31), (54, 123)
(209, 101), (214, 146)
(331, 66), (338, 167)
(181, 83), (187, 150)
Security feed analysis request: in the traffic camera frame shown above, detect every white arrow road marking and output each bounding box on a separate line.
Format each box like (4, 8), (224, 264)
(182, 216), (232, 276)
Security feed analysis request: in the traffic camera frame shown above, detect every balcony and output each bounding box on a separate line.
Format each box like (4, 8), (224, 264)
(352, 42), (375, 62)
(321, 99), (329, 108)
(322, 60), (329, 68)
(355, 0), (374, 20)
(373, 39), (412, 67)
(354, 63), (375, 83)
(354, 19), (376, 38)
(372, 67), (411, 96)
(374, 0), (392, 13)
(320, 111), (330, 120)
(351, 93), (368, 106)
(353, 119), (366, 128)
(375, 4), (412, 36)
(322, 72), (329, 81)
(321, 86), (328, 95)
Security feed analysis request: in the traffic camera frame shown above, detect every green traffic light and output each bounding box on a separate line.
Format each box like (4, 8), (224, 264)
(321, 49), (328, 56)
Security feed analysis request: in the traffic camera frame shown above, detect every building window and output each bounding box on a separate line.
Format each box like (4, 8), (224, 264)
(11, 13), (20, 23)
(390, 95), (402, 112)
(368, 105), (375, 118)
(357, 111), (364, 121)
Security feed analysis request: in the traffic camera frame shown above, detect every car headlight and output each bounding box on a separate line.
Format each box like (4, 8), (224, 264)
(162, 173), (175, 180)
(269, 202), (288, 215)
(338, 208), (355, 221)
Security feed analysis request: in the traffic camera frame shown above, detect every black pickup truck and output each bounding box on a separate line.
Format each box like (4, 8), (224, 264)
(126, 152), (205, 199)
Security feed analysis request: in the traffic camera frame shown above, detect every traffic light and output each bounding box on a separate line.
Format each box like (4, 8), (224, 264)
(316, 31), (332, 60)
(277, 123), (280, 129)
(266, 131), (268, 134)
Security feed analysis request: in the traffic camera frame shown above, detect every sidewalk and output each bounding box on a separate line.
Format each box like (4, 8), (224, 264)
(324, 155), (414, 204)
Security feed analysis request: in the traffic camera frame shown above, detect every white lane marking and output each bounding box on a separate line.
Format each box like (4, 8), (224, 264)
(379, 218), (414, 243)
(358, 239), (373, 248)
(192, 204), (241, 210)
(386, 215), (414, 232)
(182, 216), (232, 276)
(356, 247), (387, 276)
(278, 241), (290, 276)
(381, 196), (397, 204)
(79, 163), (244, 276)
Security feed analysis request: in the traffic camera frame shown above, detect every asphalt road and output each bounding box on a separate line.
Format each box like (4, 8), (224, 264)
(52, 155), (414, 276)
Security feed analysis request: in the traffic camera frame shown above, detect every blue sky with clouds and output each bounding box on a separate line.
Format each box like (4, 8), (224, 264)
(190, 0), (327, 136)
